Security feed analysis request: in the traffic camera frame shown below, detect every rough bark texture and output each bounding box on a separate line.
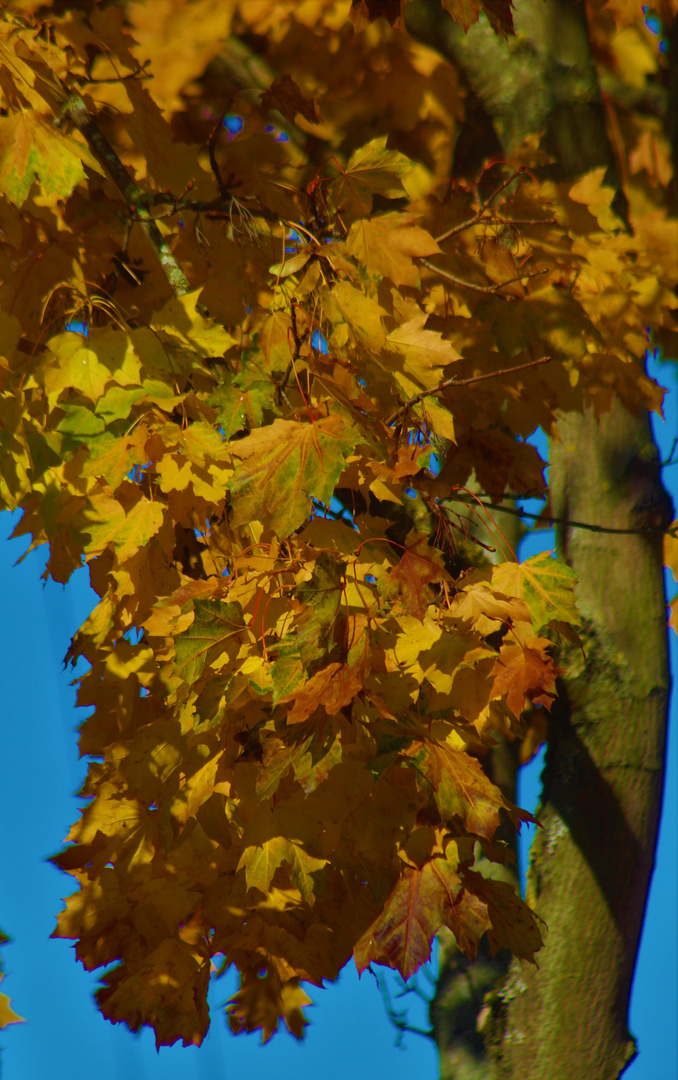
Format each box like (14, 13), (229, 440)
(405, 2), (673, 1077)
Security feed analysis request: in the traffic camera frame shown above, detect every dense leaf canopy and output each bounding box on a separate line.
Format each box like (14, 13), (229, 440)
(0, 0), (675, 1050)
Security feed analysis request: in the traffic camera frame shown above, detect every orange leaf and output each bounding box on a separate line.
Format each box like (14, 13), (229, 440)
(490, 624), (560, 717)
(282, 661), (363, 724)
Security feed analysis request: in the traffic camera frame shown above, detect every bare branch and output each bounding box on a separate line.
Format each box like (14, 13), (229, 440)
(419, 257), (547, 296)
(386, 356), (552, 425)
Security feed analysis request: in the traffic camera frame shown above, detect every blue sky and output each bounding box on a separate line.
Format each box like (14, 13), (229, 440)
(0, 357), (675, 1078)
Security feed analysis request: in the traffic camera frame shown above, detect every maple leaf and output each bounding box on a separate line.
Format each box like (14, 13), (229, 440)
(441, 0), (484, 32)
(260, 75), (321, 125)
(384, 531), (450, 620)
(447, 580), (531, 634)
(210, 378), (277, 439)
(405, 741), (529, 839)
(228, 415), (361, 537)
(0, 976), (24, 1028)
(282, 661), (363, 724)
(238, 838), (327, 903)
(438, 427), (547, 498)
(479, 0), (515, 37)
(327, 136), (414, 222)
(227, 970), (312, 1043)
(346, 213), (441, 287)
(81, 495), (166, 562)
(327, 281), (388, 351)
(354, 852), (462, 978)
(95, 939), (210, 1049)
(491, 553), (580, 630)
(150, 292), (237, 361)
(174, 598), (246, 685)
(490, 623), (560, 717)
(460, 869), (543, 962)
(0, 109), (103, 207)
(386, 312), (460, 389)
(257, 725), (343, 799)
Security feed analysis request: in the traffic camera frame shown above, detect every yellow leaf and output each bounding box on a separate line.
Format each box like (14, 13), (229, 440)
(568, 169), (622, 232)
(327, 281), (388, 352)
(0, 978), (24, 1027)
(151, 291), (237, 359)
(0, 109), (103, 207)
(83, 495), (166, 561)
(386, 312), (460, 388)
(492, 553), (580, 630)
(346, 213), (441, 287)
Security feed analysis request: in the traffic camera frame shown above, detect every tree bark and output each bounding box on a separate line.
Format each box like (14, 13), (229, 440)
(405, 2), (673, 1076)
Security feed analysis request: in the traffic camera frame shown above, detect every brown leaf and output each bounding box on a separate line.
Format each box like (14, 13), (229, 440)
(490, 623), (560, 717)
(260, 75), (321, 126)
(385, 531), (450, 620)
(282, 661), (363, 724)
(461, 869), (544, 962)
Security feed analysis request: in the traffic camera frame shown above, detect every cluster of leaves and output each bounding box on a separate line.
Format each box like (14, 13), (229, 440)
(0, 0), (675, 1050)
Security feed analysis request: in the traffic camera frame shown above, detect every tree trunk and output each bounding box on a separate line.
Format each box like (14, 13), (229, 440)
(486, 402), (671, 1077)
(405, 2), (673, 1076)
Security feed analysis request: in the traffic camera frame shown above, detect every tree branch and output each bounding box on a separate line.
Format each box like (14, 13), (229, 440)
(448, 496), (674, 537)
(419, 257), (547, 296)
(64, 92), (190, 297)
(386, 356), (552, 426)
(434, 168), (555, 243)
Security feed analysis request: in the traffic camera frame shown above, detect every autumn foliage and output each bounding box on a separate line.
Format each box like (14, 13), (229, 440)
(0, 0), (675, 1051)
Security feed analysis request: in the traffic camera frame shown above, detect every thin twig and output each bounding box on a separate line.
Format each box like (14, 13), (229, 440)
(372, 971), (435, 1047)
(493, 217), (557, 228)
(420, 258), (547, 296)
(386, 356), (552, 426)
(208, 115), (230, 199)
(435, 169), (524, 243)
(64, 92), (190, 297)
(661, 437), (677, 468)
(449, 496), (673, 536)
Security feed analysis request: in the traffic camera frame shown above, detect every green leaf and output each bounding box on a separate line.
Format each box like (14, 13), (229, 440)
(209, 379), (277, 439)
(57, 404), (106, 439)
(174, 599), (246, 685)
